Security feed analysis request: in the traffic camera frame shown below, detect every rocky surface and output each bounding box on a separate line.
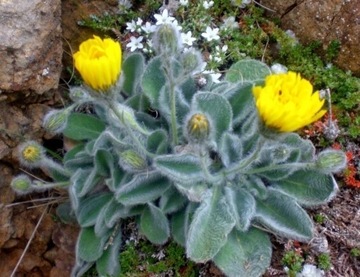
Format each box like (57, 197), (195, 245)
(260, 0), (360, 76)
(0, 0), (62, 95)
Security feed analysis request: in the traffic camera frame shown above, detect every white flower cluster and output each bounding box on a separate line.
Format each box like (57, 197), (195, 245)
(125, 7), (226, 83)
(296, 264), (325, 277)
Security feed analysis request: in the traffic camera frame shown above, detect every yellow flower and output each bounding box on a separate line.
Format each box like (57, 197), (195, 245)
(73, 35), (122, 91)
(18, 141), (45, 168)
(252, 71), (326, 132)
(187, 113), (210, 141)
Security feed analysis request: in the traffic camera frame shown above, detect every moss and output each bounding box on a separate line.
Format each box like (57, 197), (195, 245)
(317, 253), (332, 271)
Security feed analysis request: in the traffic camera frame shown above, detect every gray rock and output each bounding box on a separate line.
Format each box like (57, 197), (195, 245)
(0, 0), (62, 94)
(260, 0), (360, 76)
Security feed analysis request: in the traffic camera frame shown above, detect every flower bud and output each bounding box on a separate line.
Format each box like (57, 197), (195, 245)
(152, 24), (182, 55)
(43, 109), (70, 134)
(186, 113), (210, 142)
(18, 141), (45, 168)
(119, 149), (147, 172)
(316, 149), (347, 173)
(11, 175), (32, 194)
(181, 49), (203, 75)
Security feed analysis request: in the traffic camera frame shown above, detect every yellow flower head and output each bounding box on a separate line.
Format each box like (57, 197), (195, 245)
(18, 141), (45, 168)
(252, 71), (326, 132)
(187, 113), (210, 142)
(73, 35), (122, 91)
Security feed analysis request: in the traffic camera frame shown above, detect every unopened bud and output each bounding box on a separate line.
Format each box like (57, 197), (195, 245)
(119, 149), (147, 172)
(316, 149), (347, 173)
(186, 113), (210, 142)
(43, 109), (69, 134)
(11, 175), (32, 194)
(18, 141), (45, 168)
(152, 24), (182, 55)
(181, 49), (203, 75)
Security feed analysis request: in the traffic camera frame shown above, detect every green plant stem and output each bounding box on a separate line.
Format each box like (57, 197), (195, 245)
(163, 57), (178, 146)
(107, 100), (155, 158)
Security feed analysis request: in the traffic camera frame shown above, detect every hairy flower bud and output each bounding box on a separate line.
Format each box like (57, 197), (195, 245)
(119, 149), (147, 172)
(43, 109), (70, 134)
(11, 175), (32, 194)
(18, 141), (45, 168)
(152, 24), (182, 55)
(186, 113), (210, 142)
(316, 149), (347, 173)
(181, 49), (203, 75)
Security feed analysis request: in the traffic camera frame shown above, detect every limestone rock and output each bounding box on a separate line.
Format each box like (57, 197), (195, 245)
(0, 0), (62, 94)
(260, 0), (360, 76)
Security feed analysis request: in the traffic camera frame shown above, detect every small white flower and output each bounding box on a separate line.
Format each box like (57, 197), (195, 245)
(126, 20), (137, 32)
(203, 0), (214, 9)
(221, 44), (228, 52)
(271, 63), (288, 74)
(136, 18), (143, 26)
(201, 26), (220, 42)
(181, 31), (196, 46)
(179, 0), (189, 6)
(296, 264), (325, 277)
(203, 70), (221, 83)
(126, 36), (144, 52)
(141, 22), (156, 34)
(221, 16), (239, 30)
(198, 77), (207, 86)
(154, 9), (175, 25)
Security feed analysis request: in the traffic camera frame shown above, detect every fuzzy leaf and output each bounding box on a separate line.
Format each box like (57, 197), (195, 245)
(77, 227), (108, 262)
(63, 113), (105, 141)
(159, 187), (187, 214)
(122, 53), (145, 96)
(77, 193), (113, 227)
(72, 168), (101, 198)
(219, 132), (243, 167)
(141, 56), (166, 107)
(96, 229), (121, 277)
(225, 59), (271, 84)
(154, 154), (204, 184)
(147, 129), (169, 155)
(140, 203), (170, 245)
(213, 228), (272, 277)
(64, 150), (93, 170)
(223, 83), (256, 125)
(171, 203), (197, 247)
(115, 172), (171, 205)
(272, 170), (338, 206)
(186, 189), (236, 262)
(94, 149), (114, 176)
(224, 187), (256, 231)
(255, 189), (313, 242)
(192, 92), (232, 143)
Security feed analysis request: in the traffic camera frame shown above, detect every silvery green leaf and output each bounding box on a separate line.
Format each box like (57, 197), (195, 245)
(159, 187), (187, 214)
(213, 228), (272, 277)
(77, 227), (109, 262)
(122, 52), (145, 96)
(141, 56), (166, 108)
(171, 203), (198, 247)
(272, 170), (338, 207)
(140, 203), (170, 245)
(225, 59), (271, 84)
(77, 193), (113, 227)
(115, 171), (171, 205)
(255, 189), (313, 242)
(186, 189), (236, 262)
(154, 154), (204, 184)
(96, 228), (121, 277)
(224, 187), (256, 231)
(219, 132), (243, 167)
(63, 113), (105, 141)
